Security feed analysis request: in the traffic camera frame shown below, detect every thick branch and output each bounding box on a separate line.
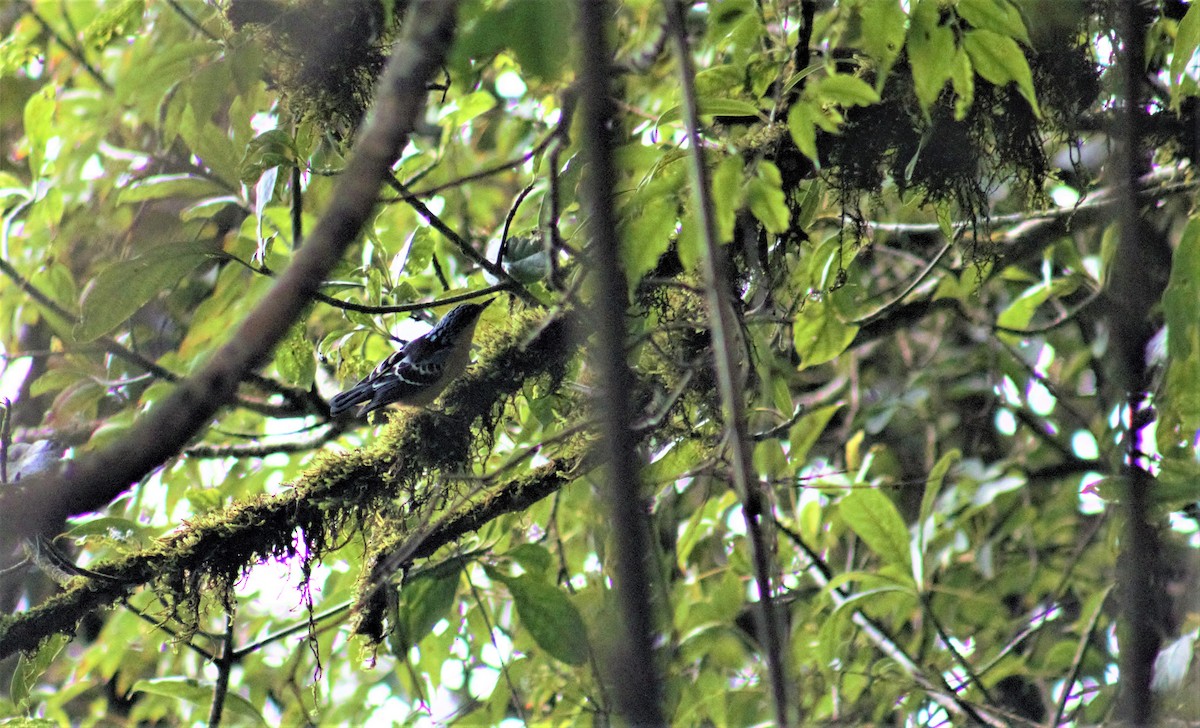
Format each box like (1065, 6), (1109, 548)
(0, 312), (575, 659)
(576, 0), (665, 724)
(0, 1), (461, 541)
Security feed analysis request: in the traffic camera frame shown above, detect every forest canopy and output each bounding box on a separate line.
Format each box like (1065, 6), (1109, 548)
(0, 0), (1198, 725)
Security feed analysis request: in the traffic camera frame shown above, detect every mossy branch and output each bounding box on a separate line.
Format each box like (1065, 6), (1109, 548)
(0, 312), (576, 660)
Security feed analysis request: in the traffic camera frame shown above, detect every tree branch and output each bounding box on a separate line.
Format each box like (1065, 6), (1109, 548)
(0, 311), (576, 659)
(664, 1), (792, 723)
(0, 0), (462, 541)
(577, 0), (665, 723)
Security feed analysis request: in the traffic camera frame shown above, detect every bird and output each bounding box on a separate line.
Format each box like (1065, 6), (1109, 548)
(328, 298), (494, 418)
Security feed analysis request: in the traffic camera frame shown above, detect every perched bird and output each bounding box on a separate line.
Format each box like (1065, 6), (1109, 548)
(329, 299), (494, 418)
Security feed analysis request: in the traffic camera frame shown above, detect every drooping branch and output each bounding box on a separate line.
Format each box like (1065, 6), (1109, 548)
(0, 0), (462, 542)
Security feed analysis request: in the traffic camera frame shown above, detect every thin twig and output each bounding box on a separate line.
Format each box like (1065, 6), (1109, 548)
(25, 4), (113, 92)
(664, 1), (791, 722)
(384, 175), (540, 307)
(207, 614), (236, 727)
(1051, 585), (1113, 727)
(314, 282), (511, 315)
(184, 424), (345, 459)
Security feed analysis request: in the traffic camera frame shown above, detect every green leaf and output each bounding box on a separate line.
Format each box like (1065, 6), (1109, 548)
(503, 0), (573, 80)
(77, 240), (217, 342)
(787, 102), (820, 164)
(950, 47), (976, 119)
(918, 449), (960, 534)
(118, 175), (231, 204)
(995, 276), (1079, 341)
(133, 677), (267, 727)
(711, 155), (745, 243)
(859, 0), (907, 84)
(962, 29), (1041, 116)
(506, 543), (553, 575)
(83, 0), (145, 50)
(915, 449), (960, 587)
(907, 1), (956, 113)
(457, 0), (573, 81)
(747, 162), (790, 234)
(179, 105), (241, 184)
(793, 299), (858, 369)
(500, 574), (589, 665)
(787, 404), (843, 465)
(1172, 3), (1200, 105)
(24, 86), (55, 175)
(839, 488), (912, 573)
(239, 129), (298, 185)
(439, 90), (498, 128)
(394, 563), (461, 653)
(274, 320), (316, 388)
(811, 73), (881, 107)
(658, 98), (764, 127)
(11, 634), (69, 708)
(1158, 217), (1200, 453)
(620, 197), (677, 285)
(956, 0), (1030, 45)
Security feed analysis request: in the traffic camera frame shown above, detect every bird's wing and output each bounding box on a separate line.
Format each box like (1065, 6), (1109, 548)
(360, 338), (450, 413)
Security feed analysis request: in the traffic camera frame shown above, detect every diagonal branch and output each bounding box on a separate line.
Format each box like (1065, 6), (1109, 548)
(0, 0), (462, 542)
(0, 311), (576, 660)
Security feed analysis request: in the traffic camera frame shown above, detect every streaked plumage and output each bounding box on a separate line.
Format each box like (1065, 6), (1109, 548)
(329, 299), (493, 418)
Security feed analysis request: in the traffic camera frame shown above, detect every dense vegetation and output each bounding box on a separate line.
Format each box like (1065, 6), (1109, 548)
(0, 0), (1197, 724)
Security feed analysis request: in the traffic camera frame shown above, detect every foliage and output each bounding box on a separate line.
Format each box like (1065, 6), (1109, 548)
(0, 0), (1198, 725)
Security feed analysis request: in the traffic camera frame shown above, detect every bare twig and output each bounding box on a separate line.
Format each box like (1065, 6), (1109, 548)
(384, 175), (540, 307)
(207, 614), (236, 727)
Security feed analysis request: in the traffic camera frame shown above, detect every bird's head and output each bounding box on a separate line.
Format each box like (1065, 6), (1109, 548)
(428, 298), (494, 342)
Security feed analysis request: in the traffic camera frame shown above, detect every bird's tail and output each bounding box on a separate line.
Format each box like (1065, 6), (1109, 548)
(328, 385), (372, 417)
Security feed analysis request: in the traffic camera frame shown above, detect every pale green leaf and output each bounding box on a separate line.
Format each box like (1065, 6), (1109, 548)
(658, 98), (764, 126)
(787, 102), (820, 164)
(907, 1), (956, 112)
(811, 73), (881, 107)
(1173, 3), (1200, 105)
(839, 488), (912, 572)
(859, 0), (907, 84)
(77, 240), (217, 342)
(620, 197), (677, 285)
(23, 86), (55, 175)
(787, 404), (843, 465)
(963, 29), (1041, 116)
(83, 0), (145, 50)
(746, 175), (789, 233)
(711, 155), (745, 243)
(956, 0), (1030, 45)
(793, 299), (858, 369)
(118, 175), (230, 204)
